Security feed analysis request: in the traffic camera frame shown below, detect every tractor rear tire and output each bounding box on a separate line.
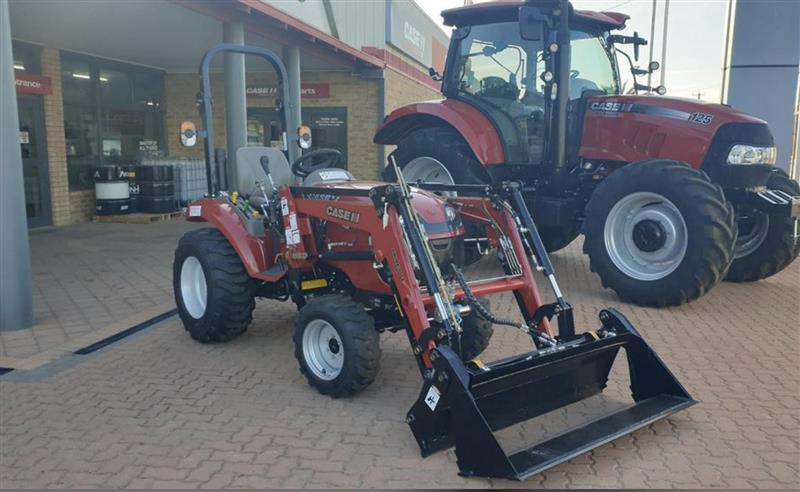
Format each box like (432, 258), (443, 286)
(726, 169), (800, 282)
(173, 228), (256, 343)
(459, 298), (494, 361)
(385, 127), (488, 265)
(583, 160), (735, 307)
(294, 295), (381, 398)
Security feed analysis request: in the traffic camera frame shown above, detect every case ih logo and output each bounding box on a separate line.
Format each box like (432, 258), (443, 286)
(403, 21), (426, 59)
(326, 206), (360, 223)
(590, 101), (628, 112)
(246, 83), (330, 99)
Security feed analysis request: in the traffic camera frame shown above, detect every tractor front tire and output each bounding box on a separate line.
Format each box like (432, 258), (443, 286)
(583, 160), (736, 307)
(458, 298), (494, 361)
(173, 228), (256, 343)
(726, 169), (800, 282)
(294, 295), (381, 398)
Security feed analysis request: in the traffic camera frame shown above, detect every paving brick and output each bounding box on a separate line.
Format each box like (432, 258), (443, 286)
(1, 234), (797, 489)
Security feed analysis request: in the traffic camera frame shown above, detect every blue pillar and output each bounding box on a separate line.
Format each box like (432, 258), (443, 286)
(0, 0), (34, 331)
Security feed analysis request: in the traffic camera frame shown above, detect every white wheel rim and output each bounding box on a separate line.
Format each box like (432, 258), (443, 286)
(604, 192), (688, 281)
(734, 210), (769, 259)
(180, 256), (207, 319)
(402, 157), (456, 196)
(302, 319), (344, 381)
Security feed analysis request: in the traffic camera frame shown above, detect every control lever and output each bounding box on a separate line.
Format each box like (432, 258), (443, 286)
(260, 155), (277, 193)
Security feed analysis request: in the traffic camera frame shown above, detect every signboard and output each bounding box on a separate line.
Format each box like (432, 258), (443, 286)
(15, 73), (52, 95)
(387, 0), (448, 67)
(247, 83), (330, 99)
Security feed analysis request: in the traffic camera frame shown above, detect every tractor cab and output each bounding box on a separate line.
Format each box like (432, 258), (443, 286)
(440, 1), (634, 168)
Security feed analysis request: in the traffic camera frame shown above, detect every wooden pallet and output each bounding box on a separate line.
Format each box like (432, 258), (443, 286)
(92, 210), (184, 224)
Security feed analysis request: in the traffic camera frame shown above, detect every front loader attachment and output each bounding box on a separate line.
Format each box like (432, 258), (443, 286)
(407, 308), (695, 480)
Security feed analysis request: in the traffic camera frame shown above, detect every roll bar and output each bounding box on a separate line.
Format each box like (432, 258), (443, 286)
(197, 44), (296, 195)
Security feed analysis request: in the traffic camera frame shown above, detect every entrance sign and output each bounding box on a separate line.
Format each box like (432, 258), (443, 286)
(15, 73), (52, 95)
(247, 83), (330, 99)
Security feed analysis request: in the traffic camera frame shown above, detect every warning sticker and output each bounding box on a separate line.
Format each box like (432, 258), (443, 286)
(424, 385), (441, 411)
(280, 197), (289, 216)
(289, 213), (298, 230)
(189, 205), (202, 217)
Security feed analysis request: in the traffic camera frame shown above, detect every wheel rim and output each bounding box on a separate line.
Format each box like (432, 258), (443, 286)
(302, 319), (344, 381)
(604, 192), (688, 281)
(734, 209), (769, 259)
(180, 256), (207, 319)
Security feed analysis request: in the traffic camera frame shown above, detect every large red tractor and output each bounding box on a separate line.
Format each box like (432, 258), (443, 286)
(376, 0), (800, 307)
(173, 44), (694, 480)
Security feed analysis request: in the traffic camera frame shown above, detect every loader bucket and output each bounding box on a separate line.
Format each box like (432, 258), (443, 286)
(406, 309), (695, 480)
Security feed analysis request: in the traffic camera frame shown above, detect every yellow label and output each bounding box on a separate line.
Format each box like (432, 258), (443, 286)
(301, 278), (328, 290)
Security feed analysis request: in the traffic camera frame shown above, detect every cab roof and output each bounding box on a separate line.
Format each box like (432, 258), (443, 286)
(441, 1), (629, 30)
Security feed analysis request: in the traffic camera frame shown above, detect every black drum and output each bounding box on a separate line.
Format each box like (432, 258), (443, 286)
(136, 164), (176, 214)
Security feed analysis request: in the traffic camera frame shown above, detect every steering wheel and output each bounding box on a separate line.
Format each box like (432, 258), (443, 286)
(570, 69), (580, 79)
(291, 148), (344, 177)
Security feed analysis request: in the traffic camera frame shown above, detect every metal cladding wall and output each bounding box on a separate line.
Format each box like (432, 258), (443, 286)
(722, 0), (800, 176)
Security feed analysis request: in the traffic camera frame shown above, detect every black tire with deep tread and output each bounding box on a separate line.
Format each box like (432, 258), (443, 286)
(582, 160), (736, 307)
(726, 168), (800, 282)
(458, 298), (494, 361)
(173, 228), (255, 343)
(294, 295), (381, 398)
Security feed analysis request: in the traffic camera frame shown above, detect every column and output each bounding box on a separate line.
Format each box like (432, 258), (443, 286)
(223, 21), (247, 189)
(722, 0), (800, 173)
(283, 45), (302, 165)
(0, 0), (34, 330)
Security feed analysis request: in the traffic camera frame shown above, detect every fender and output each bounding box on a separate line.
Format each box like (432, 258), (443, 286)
(186, 198), (270, 277)
(374, 99), (506, 164)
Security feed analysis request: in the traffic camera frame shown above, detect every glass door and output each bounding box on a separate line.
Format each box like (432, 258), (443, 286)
(18, 95), (51, 228)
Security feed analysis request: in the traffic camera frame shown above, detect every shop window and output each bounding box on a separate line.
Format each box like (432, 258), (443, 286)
(100, 68), (133, 107)
(12, 41), (41, 74)
(62, 57), (94, 106)
(61, 52), (165, 190)
(64, 105), (99, 190)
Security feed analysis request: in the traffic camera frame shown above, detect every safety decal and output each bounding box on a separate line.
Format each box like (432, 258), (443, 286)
(424, 384), (441, 411)
(281, 197), (289, 216)
(189, 205), (202, 217)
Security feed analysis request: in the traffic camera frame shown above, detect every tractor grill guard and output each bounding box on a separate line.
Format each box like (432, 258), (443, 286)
(279, 179), (695, 480)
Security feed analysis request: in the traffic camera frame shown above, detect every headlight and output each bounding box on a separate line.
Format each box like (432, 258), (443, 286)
(726, 144), (776, 165)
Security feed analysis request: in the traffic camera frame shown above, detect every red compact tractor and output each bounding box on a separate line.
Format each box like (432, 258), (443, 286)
(173, 44), (694, 479)
(376, 0), (800, 307)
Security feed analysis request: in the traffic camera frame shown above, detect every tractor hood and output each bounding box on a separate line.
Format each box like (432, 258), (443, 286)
(579, 94), (772, 168)
(310, 181), (464, 239)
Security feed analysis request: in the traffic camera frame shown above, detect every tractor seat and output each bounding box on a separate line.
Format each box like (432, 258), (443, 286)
(235, 146), (293, 198)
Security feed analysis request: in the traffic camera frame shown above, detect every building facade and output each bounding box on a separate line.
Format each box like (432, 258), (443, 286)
(9, 0), (450, 228)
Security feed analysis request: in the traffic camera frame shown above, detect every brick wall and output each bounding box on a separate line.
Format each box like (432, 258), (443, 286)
(40, 48), (71, 226)
(165, 71), (381, 180)
(69, 190), (95, 223)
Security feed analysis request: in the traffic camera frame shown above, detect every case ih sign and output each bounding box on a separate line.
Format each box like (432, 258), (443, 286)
(15, 73), (52, 95)
(247, 83), (330, 99)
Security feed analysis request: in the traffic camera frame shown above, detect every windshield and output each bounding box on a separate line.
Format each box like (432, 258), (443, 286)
(570, 30), (619, 97)
(448, 23), (619, 164)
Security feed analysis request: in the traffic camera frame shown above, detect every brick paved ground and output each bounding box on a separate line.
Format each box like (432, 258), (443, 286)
(1, 236), (798, 489)
(0, 220), (200, 368)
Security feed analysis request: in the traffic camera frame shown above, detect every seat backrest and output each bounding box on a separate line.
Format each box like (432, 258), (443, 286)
(235, 147), (293, 197)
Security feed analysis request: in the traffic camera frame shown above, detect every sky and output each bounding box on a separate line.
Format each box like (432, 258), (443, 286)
(416, 0), (728, 102)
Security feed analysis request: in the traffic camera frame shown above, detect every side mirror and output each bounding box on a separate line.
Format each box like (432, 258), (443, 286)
(180, 121), (197, 148)
(608, 32), (648, 62)
(519, 6), (543, 41)
(297, 125), (312, 149)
